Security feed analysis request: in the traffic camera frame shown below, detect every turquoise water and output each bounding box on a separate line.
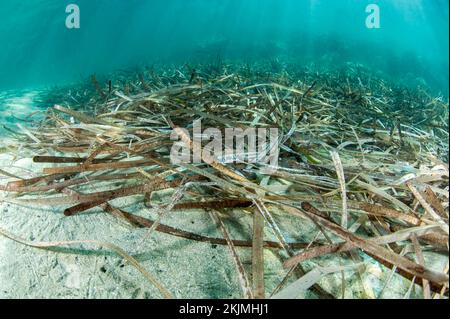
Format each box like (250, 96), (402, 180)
(0, 0), (448, 94)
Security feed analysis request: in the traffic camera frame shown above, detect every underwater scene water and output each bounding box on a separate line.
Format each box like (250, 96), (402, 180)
(0, 0), (449, 300)
(0, 0), (448, 91)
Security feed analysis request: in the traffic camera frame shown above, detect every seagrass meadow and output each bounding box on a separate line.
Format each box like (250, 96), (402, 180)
(0, 61), (448, 299)
(0, 0), (449, 299)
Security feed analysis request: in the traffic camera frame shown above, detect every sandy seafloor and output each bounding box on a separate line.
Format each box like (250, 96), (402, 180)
(0, 90), (44, 134)
(1, 151), (447, 299)
(0, 92), (446, 299)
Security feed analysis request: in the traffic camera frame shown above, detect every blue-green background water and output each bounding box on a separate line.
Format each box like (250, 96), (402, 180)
(0, 0), (448, 94)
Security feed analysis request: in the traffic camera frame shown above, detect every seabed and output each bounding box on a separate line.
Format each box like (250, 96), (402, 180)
(0, 61), (448, 299)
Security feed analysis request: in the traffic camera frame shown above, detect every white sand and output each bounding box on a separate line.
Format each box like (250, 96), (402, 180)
(0, 90), (44, 134)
